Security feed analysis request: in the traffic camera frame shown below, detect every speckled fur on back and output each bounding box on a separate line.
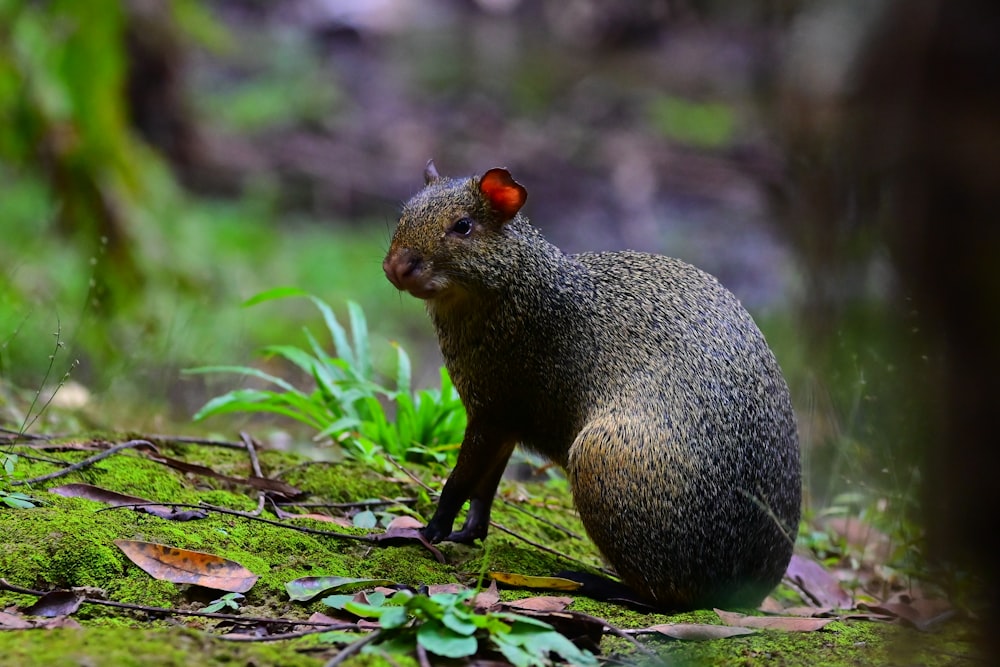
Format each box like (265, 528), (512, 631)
(384, 167), (801, 610)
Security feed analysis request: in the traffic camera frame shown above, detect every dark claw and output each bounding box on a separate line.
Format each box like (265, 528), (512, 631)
(444, 526), (488, 544)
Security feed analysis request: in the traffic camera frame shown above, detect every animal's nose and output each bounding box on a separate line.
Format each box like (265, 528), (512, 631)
(383, 248), (422, 290)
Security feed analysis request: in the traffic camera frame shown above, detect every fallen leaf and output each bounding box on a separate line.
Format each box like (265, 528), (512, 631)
(715, 609), (835, 632)
(473, 580), (501, 610)
(860, 597), (953, 631)
(49, 483), (206, 521)
(649, 623), (756, 640)
(386, 515), (424, 530)
(285, 576), (395, 602)
(21, 591), (83, 618)
(503, 596), (574, 612)
(764, 606), (835, 617)
(490, 572), (583, 592)
(115, 540), (258, 593)
(142, 452), (303, 499)
(352, 510), (378, 529)
(371, 527), (445, 564)
(0, 610), (33, 629)
(307, 612), (344, 625)
(784, 554), (853, 609)
(758, 596), (784, 612)
(426, 583), (469, 595)
(38, 616), (82, 629)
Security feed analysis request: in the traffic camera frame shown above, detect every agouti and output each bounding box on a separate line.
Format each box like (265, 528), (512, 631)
(383, 163), (801, 610)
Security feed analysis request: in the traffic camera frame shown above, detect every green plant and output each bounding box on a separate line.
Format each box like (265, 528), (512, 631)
(328, 588), (597, 666)
(202, 592), (244, 613)
(188, 289), (466, 466)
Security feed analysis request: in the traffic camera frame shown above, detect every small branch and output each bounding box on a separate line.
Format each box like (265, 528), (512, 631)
(499, 497), (584, 540)
(10, 440), (154, 487)
(278, 498), (417, 510)
(323, 630), (381, 667)
(239, 432), (266, 516)
(0, 578), (349, 627)
(99, 502), (374, 543)
(216, 625), (360, 643)
(384, 454), (435, 493)
(566, 610), (658, 659)
(0, 427), (51, 440)
(143, 433), (248, 450)
(490, 521), (610, 575)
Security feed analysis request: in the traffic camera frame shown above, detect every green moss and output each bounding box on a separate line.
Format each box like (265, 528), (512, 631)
(0, 435), (981, 666)
(0, 626), (326, 667)
(281, 460), (407, 503)
(353, 543), (457, 586)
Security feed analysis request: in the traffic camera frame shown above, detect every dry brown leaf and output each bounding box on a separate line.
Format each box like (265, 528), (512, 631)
(474, 580), (501, 610)
(715, 608), (835, 632)
(765, 606), (835, 617)
(386, 515), (424, 530)
(22, 591), (83, 618)
(0, 610), (33, 629)
(48, 483), (206, 521)
(371, 527), (445, 564)
(426, 583), (469, 595)
(142, 452), (303, 499)
(115, 540), (258, 593)
(860, 597), (953, 631)
(785, 554), (853, 609)
(503, 596), (574, 612)
(307, 612), (343, 625)
(649, 623), (755, 640)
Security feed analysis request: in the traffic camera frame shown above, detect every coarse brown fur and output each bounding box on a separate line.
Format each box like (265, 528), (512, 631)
(383, 165), (801, 609)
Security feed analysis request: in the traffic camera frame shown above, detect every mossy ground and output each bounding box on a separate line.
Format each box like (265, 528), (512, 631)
(0, 436), (981, 666)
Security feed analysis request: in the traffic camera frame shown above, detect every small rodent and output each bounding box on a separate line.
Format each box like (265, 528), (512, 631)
(383, 162), (801, 609)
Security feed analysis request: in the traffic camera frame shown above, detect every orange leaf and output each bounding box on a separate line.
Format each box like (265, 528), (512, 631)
(114, 540), (258, 593)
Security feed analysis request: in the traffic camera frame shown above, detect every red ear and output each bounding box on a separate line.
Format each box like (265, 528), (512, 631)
(479, 168), (527, 220)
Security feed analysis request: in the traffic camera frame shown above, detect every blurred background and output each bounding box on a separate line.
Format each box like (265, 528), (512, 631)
(1, 0), (998, 632)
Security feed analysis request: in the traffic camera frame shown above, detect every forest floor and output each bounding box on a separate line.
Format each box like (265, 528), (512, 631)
(0, 429), (980, 667)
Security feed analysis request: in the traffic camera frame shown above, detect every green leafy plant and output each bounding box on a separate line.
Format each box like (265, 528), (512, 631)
(202, 592), (244, 613)
(327, 589), (597, 666)
(188, 289), (466, 466)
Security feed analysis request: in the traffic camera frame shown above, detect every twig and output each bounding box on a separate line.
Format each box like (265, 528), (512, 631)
(0, 578), (349, 626)
(10, 440), (154, 487)
(216, 625), (360, 642)
(239, 432), (263, 477)
(99, 502), (373, 543)
(278, 498), (417, 509)
(490, 521), (610, 575)
(566, 610), (658, 659)
(0, 427), (50, 440)
(143, 433), (248, 450)
(239, 432), (266, 516)
(416, 640), (432, 667)
(384, 454), (435, 493)
(499, 497), (584, 540)
(323, 630), (381, 667)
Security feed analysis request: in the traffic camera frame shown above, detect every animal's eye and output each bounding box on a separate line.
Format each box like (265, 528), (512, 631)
(450, 217), (474, 236)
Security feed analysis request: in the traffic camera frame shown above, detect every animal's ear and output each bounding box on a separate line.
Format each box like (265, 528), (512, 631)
(479, 168), (527, 221)
(424, 159), (441, 184)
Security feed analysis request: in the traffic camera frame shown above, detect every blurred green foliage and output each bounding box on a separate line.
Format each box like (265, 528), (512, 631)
(0, 0), (423, 427)
(648, 95), (736, 148)
(190, 292), (466, 469)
